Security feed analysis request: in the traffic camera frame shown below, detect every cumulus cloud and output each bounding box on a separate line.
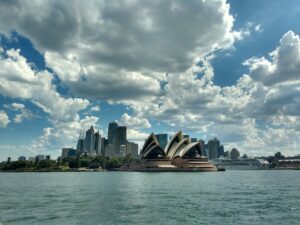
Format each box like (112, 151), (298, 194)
(0, 47), (96, 155)
(0, 0), (241, 101)
(121, 113), (151, 129)
(0, 48), (89, 123)
(1, 1), (300, 157)
(120, 31), (300, 156)
(0, 110), (10, 128)
(245, 31), (300, 86)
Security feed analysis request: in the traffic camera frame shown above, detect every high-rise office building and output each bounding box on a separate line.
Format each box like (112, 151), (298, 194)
(218, 145), (225, 158)
(94, 132), (101, 154)
(208, 138), (220, 160)
(108, 122), (118, 144)
(100, 137), (108, 156)
(76, 139), (84, 154)
(155, 133), (168, 150)
(18, 156), (26, 161)
(116, 126), (127, 155)
(84, 126), (95, 152)
(105, 143), (115, 158)
(198, 139), (206, 156)
(61, 148), (76, 159)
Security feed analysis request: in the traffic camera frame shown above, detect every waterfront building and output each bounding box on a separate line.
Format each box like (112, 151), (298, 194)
(61, 148), (76, 159)
(101, 138), (108, 156)
(46, 155), (51, 160)
(198, 139), (206, 156)
(94, 132), (101, 154)
(7, 157), (11, 164)
(218, 145), (225, 158)
(105, 143), (115, 158)
(18, 156), (26, 161)
(76, 139), (84, 154)
(28, 157), (36, 163)
(84, 126), (95, 152)
(36, 155), (45, 162)
(277, 159), (300, 169)
(208, 138), (220, 160)
(116, 126), (127, 155)
(120, 145), (126, 157)
(155, 133), (168, 150)
(126, 142), (139, 158)
(108, 122), (118, 144)
(135, 132), (217, 172)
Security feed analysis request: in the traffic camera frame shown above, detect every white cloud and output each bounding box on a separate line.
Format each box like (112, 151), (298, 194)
(0, 110), (10, 128)
(254, 24), (263, 33)
(90, 105), (100, 112)
(1, 1), (300, 158)
(0, 48), (90, 123)
(0, 0), (241, 101)
(245, 31), (300, 86)
(127, 128), (149, 150)
(121, 113), (151, 129)
(0, 47), (95, 156)
(11, 103), (25, 110)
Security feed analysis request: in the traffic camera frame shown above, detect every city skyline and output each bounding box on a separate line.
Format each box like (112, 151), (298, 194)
(1, 0), (300, 161)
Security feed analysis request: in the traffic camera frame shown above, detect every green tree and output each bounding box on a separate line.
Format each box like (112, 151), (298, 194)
(37, 160), (55, 169)
(80, 158), (91, 168)
(107, 157), (121, 170)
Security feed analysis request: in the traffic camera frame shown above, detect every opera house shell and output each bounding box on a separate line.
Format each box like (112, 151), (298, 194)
(134, 131), (217, 172)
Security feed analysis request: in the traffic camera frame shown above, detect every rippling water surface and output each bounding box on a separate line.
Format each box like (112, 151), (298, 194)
(0, 171), (299, 225)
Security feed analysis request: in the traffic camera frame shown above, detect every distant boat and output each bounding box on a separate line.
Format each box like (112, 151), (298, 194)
(214, 158), (269, 170)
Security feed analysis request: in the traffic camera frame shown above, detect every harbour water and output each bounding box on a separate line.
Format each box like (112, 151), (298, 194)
(0, 171), (299, 225)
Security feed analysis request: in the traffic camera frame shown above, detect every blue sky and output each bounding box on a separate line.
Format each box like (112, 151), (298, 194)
(1, 0), (300, 160)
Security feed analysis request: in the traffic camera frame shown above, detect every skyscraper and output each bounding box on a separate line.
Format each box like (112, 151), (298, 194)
(218, 145), (225, 158)
(84, 126), (95, 152)
(76, 139), (84, 154)
(108, 122), (118, 144)
(100, 137), (108, 156)
(94, 132), (101, 154)
(208, 138), (220, 160)
(155, 133), (168, 150)
(198, 139), (206, 156)
(116, 126), (127, 155)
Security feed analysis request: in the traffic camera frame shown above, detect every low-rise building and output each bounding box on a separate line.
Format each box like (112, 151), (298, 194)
(18, 156), (26, 161)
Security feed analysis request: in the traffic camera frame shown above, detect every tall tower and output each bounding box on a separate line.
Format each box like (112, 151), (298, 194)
(84, 126), (95, 152)
(100, 137), (108, 156)
(208, 138), (220, 160)
(94, 131), (101, 154)
(108, 122), (118, 145)
(116, 126), (127, 155)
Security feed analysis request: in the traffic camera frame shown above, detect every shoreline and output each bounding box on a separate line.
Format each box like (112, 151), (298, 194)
(1, 168), (299, 172)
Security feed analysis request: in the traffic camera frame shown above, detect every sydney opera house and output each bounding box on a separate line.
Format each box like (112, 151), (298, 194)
(126, 131), (217, 172)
